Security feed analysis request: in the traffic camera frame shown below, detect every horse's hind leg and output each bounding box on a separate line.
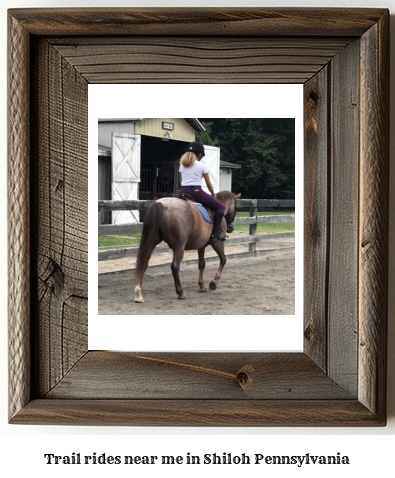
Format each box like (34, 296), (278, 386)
(133, 202), (163, 303)
(134, 257), (150, 303)
(171, 246), (187, 300)
(209, 240), (226, 291)
(134, 240), (159, 303)
(134, 267), (147, 303)
(198, 247), (208, 292)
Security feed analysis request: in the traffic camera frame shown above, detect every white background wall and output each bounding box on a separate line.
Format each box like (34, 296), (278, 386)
(1, 0), (394, 476)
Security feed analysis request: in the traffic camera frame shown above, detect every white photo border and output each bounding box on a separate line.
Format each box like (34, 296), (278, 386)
(88, 84), (303, 352)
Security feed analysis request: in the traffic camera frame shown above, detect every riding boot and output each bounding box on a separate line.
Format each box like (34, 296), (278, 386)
(211, 212), (226, 241)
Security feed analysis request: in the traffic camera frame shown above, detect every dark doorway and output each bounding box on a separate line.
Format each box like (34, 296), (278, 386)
(139, 135), (189, 200)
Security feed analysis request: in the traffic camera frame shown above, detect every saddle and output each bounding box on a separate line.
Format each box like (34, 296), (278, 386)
(178, 193), (213, 224)
(179, 192), (197, 202)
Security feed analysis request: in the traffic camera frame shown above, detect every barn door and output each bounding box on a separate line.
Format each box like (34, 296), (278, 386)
(112, 133), (141, 224)
(202, 145), (220, 194)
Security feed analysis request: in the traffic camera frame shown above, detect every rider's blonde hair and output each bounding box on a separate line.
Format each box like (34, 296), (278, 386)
(180, 152), (196, 167)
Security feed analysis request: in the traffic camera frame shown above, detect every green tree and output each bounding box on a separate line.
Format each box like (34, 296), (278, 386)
(197, 118), (295, 199)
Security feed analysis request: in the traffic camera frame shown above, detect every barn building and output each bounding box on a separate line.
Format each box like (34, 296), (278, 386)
(98, 118), (240, 224)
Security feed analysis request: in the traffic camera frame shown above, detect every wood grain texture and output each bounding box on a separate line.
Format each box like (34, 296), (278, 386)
(7, 8), (389, 426)
(46, 352), (354, 400)
(49, 37), (350, 84)
(8, 13), (31, 421)
(8, 7), (387, 37)
(11, 399), (383, 427)
(327, 39), (360, 396)
(358, 12), (389, 420)
(303, 67), (329, 370)
(30, 39), (89, 397)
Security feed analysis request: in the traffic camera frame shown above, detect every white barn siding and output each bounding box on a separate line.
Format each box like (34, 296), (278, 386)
(201, 145), (220, 194)
(220, 168), (233, 191)
(98, 121), (136, 148)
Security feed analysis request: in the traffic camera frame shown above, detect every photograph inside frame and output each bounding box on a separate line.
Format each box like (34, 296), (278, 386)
(98, 117), (295, 312)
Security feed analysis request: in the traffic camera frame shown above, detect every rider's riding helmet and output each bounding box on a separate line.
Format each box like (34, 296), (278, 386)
(187, 141), (205, 158)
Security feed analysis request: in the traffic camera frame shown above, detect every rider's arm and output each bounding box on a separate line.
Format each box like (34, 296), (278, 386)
(203, 172), (216, 196)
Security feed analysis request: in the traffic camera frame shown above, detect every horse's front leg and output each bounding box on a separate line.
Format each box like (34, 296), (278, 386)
(198, 247), (208, 292)
(209, 240), (226, 291)
(171, 246), (187, 300)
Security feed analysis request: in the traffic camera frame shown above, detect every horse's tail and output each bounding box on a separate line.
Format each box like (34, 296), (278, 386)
(134, 201), (163, 286)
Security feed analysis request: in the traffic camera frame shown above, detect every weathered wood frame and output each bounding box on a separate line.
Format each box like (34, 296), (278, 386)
(8, 8), (389, 426)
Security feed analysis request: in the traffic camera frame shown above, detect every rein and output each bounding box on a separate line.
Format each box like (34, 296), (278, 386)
(225, 197), (237, 233)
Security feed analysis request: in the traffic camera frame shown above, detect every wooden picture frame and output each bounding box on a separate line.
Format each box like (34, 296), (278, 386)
(8, 8), (389, 426)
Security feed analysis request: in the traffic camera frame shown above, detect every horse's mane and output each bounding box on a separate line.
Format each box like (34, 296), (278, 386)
(216, 190), (234, 202)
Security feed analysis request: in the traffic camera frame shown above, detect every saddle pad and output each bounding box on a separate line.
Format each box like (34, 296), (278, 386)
(193, 203), (212, 224)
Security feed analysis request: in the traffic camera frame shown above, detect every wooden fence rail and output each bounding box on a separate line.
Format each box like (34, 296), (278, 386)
(98, 199), (295, 254)
(98, 199), (295, 212)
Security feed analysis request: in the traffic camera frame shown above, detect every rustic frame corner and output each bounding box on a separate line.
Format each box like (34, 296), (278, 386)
(8, 7), (389, 426)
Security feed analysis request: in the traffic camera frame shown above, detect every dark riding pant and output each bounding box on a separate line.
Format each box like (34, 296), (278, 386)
(180, 186), (226, 214)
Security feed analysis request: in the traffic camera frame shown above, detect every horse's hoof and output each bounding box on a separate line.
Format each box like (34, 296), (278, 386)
(209, 281), (217, 291)
(134, 286), (144, 303)
(199, 288), (208, 293)
(178, 293), (187, 300)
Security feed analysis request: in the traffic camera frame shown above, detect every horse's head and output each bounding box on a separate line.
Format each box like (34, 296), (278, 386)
(216, 191), (241, 233)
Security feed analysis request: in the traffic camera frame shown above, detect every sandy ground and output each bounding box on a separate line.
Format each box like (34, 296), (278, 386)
(98, 248), (295, 315)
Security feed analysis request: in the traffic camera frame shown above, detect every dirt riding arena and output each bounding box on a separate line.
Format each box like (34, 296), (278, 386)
(98, 237), (295, 315)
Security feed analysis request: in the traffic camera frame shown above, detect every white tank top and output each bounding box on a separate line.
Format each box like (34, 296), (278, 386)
(179, 161), (208, 186)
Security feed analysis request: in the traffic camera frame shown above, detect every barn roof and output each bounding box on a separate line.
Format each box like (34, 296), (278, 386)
(98, 144), (111, 156)
(220, 160), (241, 169)
(98, 118), (143, 123)
(98, 118), (205, 133)
(185, 118), (205, 132)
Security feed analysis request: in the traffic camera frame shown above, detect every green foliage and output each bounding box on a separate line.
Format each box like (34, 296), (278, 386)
(196, 118), (295, 199)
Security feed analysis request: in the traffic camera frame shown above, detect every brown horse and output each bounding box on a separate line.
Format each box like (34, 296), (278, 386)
(134, 191), (241, 302)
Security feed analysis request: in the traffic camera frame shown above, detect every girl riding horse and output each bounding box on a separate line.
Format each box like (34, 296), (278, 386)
(179, 142), (226, 241)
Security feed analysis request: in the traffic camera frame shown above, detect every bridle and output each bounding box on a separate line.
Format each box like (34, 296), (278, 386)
(225, 197), (238, 233)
